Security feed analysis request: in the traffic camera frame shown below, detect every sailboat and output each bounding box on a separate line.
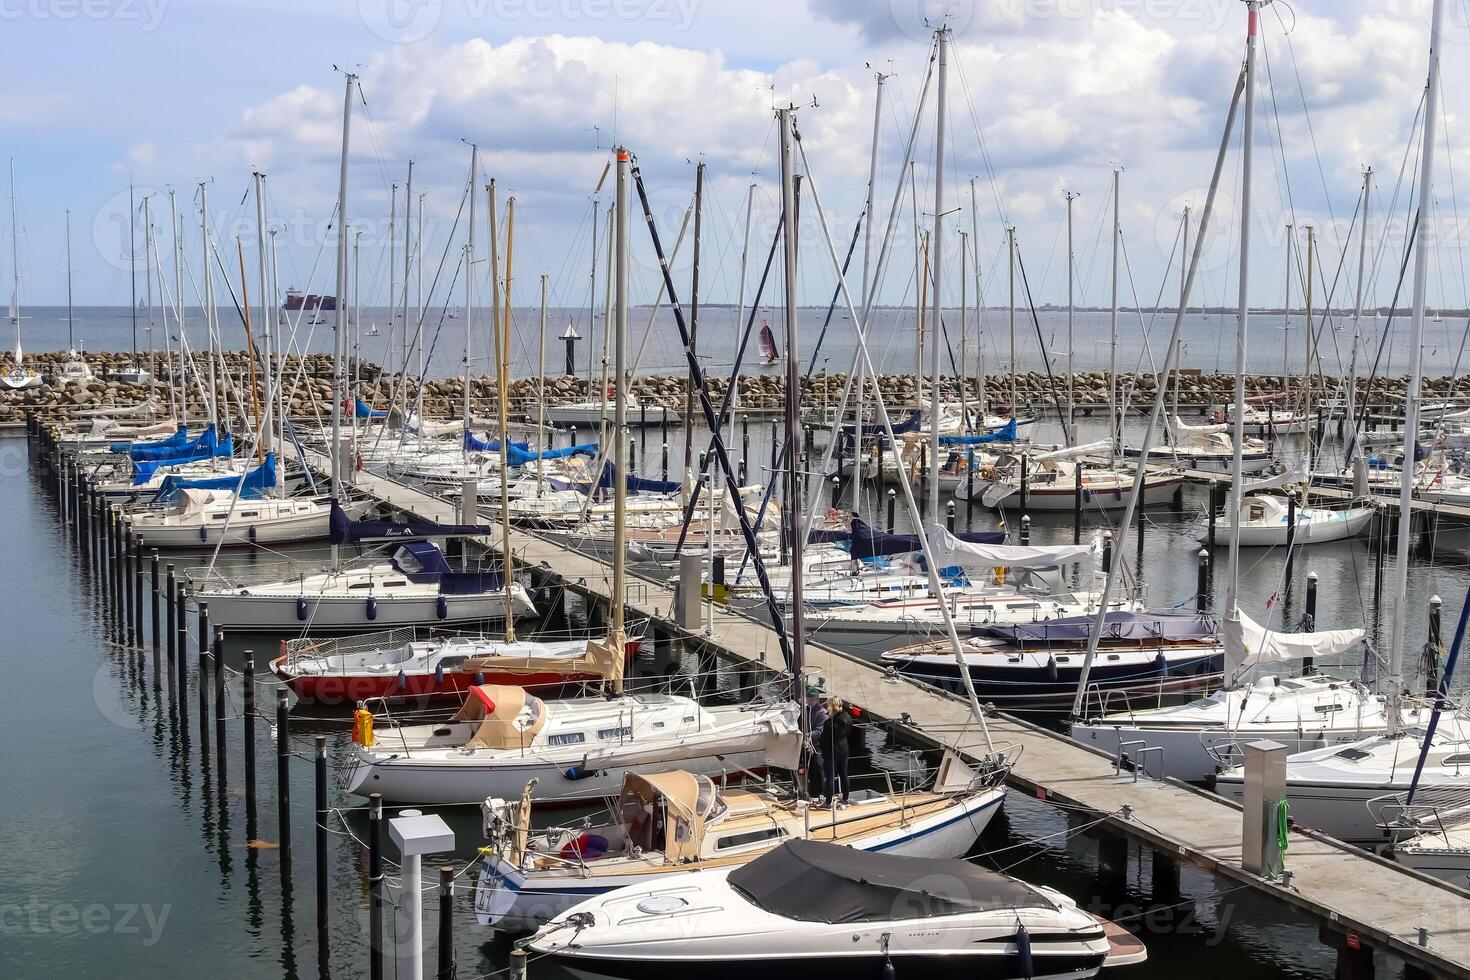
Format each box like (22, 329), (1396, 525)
(475, 755), (1007, 932)
(1, 161), (42, 391)
(757, 318), (779, 366)
(1069, 3), (1406, 783)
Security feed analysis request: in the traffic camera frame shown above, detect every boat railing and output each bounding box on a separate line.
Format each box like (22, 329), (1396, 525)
(1369, 788), (1470, 843)
(1115, 739), (1165, 781)
(281, 626), (419, 671)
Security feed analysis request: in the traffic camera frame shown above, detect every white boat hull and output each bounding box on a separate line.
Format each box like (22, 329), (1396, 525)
(200, 586), (535, 633)
(1069, 722), (1375, 784)
(1201, 507), (1374, 547)
(131, 506), (333, 548)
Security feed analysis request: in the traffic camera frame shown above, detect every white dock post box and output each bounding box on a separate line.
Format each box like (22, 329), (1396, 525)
(677, 551), (703, 629)
(460, 479), (478, 523)
(1242, 739), (1287, 879)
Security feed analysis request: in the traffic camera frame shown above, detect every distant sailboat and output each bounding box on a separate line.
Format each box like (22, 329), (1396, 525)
(758, 318), (779, 366)
(366, 322), (380, 337)
(1, 160), (42, 391)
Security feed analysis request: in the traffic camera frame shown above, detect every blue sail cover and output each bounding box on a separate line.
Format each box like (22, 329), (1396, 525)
(505, 443), (598, 467)
(850, 515), (1004, 561)
(130, 425), (220, 462)
(940, 418), (1019, 445)
(150, 453), (278, 505)
(110, 425), (188, 455)
(974, 612), (1217, 646)
(355, 397), (389, 419)
(596, 461), (681, 494)
(328, 499), (494, 544)
(464, 430), (532, 454)
(131, 432), (235, 484)
(390, 540), (505, 594)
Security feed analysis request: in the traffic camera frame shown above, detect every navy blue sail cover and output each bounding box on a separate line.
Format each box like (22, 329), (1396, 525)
(389, 540), (505, 594)
(151, 453), (277, 504)
(850, 515), (1004, 561)
(110, 425), (188, 455)
(974, 612), (1217, 645)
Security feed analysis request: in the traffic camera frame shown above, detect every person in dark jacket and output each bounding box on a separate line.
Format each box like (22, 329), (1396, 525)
(803, 684), (828, 800)
(821, 696), (852, 805)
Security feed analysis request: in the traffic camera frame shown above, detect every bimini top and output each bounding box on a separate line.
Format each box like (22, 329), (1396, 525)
(728, 838), (1053, 924)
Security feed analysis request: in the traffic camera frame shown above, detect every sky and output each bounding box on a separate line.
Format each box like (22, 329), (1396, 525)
(3, 0), (1468, 320)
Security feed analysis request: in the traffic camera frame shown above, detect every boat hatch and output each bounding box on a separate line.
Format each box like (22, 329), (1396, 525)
(1335, 747), (1371, 761)
(548, 732), (587, 746)
(715, 826), (788, 851)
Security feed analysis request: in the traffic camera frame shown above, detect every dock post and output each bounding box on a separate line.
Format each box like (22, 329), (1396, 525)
(1303, 572), (1318, 674)
(510, 949), (527, 980)
(738, 457), (747, 484)
(1242, 739), (1287, 880)
(1019, 455), (1029, 513)
(1207, 479), (1218, 547)
(661, 441), (669, 482)
(122, 529), (135, 645)
(198, 601), (209, 665)
(1073, 460), (1083, 544)
(314, 736), (330, 939)
(946, 499), (955, 533)
(1102, 531), (1113, 574)
(769, 422), (778, 481)
(150, 550), (160, 655)
(165, 563), (177, 667)
(214, 628), (227, 773)
(1318, 927), (1375, 980)
(110, 510), (122, 642)
(369, 794), (384, 980)
(1424, 595), (1443, 697)
(886, 488), (896, 532)
(243, 654), (257, 819)
(1196, 549), (1210, 614)
(1097, 832), (1129, 900)
(1150, 851), (1181, 906)
(276, 689), (291, 863)
(131, 534), (143, 647)
(1285, 495), (1297, 581)
(1020, 514), (1031, 546)
(199, 637), (210, 753)
(437, 866), (455, 980)
(831, 475), (842, 510)
(741, 413), (749, 466)
(175, 575), (188, 707)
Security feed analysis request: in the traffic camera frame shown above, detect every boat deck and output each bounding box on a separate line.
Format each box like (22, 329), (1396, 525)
(311, 447), (1470, 977)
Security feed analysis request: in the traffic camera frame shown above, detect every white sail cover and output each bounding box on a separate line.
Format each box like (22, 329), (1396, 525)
(1029, 439), (1112, 464)
(1223, 610), (1363, 678)
(408, 416), (461, 438)
(1240, 458), (1305, 495)
(925, 525), (1095, 569)
(76, 398), (162, 419)
(1170, 415), (1227, 438)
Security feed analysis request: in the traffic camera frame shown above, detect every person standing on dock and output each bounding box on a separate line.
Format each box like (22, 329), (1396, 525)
(803, 684), (828, 800)
(821, 696), (852, 806)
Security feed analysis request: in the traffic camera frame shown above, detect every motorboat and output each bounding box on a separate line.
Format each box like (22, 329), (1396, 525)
(53, 353), (94, 384)
(1199, 493), (1374, 547)
(472, 754), (1006, 931)
(107, 364), (153, 385)
(883, 612), (1223, 709)
(526, 838), (1147, 978)
(1068, 611), (1400, 783)
(193, 540), (536, 632)
(271, 627), (642, 703)
(545, 390), (675, 427)
(342, 683), (800, 805)
(1213, 715), (1468, 844)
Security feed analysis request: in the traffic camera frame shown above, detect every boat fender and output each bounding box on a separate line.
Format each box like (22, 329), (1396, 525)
(352, 708), (375, 747)
(1154, 651), (1169, 678)
(397, 670), (407, 692)
(296, 597), (308, 621)
(1015, 922), (1033, 977)
(249, 524), (258, 544)
(436, 595), (449, 620)
(474, 672), (485, 685)
(1046, 656), (1058, 684)
(199, 525), (208, 543)
(435, 662), (446, 685)
(366, 596), (378, 621)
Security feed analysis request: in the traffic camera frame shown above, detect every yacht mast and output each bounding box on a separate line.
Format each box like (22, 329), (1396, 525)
(330, 72), (355, 502)
(129, 182), (138, 360)
(64, 208), (73, 350)
(495, 188), (517, 641)
(1007, 225), (1016, 413)
(778, 108), (806, 688)
(1065, 189), (1078, 436)
(1348, 168), (1371, 430)
(1224, 1), (1261, 621)
(927, 26), (949, 519)
(199, 182), (219, 429)
(1389, 0), (1447, 733)
(610, 147), (631, 694)
(7, 160), (18, 364)
(254, 172), (272, 459)
(461, 145), (477, 456)
(536, 273), (548, 494)
(1283, 223), (1293, 386)
(400, 162), (414, 419)
(856, 71), (886, 517)
(1108, 167), (1120, 465)
(971, 178), (985, 419)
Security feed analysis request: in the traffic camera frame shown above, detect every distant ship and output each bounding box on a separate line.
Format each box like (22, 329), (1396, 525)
(284, 289), (336, 311)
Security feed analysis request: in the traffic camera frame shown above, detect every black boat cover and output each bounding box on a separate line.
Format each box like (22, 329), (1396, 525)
(727, 839), (1053, 924)
(850, 516), (1004, 561)
(973, 612), (1217, 646)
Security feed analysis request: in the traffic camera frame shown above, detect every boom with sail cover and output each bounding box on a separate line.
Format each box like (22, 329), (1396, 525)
(850, 515), (1004, 561)
(1223, 610), (1363, 680)
(109, 425), (187, 455)
(328, 499), (493, 544)
(925, 525), (1093, 569)
(152, 453), (278, 504)
(940, 418), (1019, 445)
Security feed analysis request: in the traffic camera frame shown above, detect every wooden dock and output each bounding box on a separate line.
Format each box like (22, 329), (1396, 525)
(314, 448), (1470, 978)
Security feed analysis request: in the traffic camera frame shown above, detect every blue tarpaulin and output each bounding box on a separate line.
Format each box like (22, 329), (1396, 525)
(505, 443), (598, 467)
(150, 453), (277, 505)
(940, 418), (1019, 445)
(355, 398), (389, 419)
(131, 430), (235, 484)
(464, 430), (532, 454)
(596, 461), (681, 494)
(850, 515), (1005, 561)
(130, 424), (221, 462)
(110, 426), (188, 455)
(974, 612), (1217, 646)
